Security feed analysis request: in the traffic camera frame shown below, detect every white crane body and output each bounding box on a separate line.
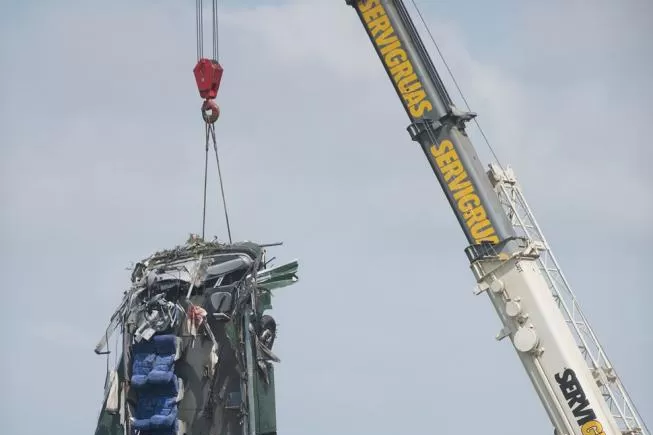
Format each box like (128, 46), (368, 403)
(468, 239), (619, 435)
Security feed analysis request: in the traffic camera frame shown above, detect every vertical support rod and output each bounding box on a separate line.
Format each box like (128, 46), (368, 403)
(244, 309), (257, 435)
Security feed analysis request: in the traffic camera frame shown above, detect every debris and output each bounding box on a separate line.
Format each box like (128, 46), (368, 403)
(92, 237), (299, 435)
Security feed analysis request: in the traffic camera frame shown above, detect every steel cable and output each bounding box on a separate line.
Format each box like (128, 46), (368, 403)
(409, 0), (504, 169)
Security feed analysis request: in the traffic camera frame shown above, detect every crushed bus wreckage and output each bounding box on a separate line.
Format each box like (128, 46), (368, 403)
(92, 235), (299, 435)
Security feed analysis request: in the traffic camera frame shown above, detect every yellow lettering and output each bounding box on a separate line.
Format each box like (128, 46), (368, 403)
(436, 149), (458, 170)
(375, 26), (397, 45)
(581, 420), (605, 435)
(358, 0), (378, 13)
(465, 205), (487, 226)
(452, 184), (474, 201)
(362, 4), (383, 22)
(357, 0), (433, 118)
(379, 39), (400, 56)
(397, 75), (422, 94)
(448, 173), (471, 193)
(385, 48), (407, 68)
(427, 139), (500, 244)
(389, 60), (413, 82)
(458, 193), (480, 213)
(402, 89), (426, 108)
(441, 161), (463, 181)
(409, 100), (432, 118)
(369, 16), (391, 37)
(471, 221), (500, 243)
(431, 140), (453, 158)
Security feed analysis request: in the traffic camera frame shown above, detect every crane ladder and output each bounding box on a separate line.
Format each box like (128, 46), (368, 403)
(488, 162), (649, 435)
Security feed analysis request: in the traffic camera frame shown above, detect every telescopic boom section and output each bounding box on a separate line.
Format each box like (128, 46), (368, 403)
(347, 0), (516, 247)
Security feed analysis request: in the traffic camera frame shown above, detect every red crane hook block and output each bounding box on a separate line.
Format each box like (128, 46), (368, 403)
(202, 99), (220, 124)
(193, 58), (224, 100)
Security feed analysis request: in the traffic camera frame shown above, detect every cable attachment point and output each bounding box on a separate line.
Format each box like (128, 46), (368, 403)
(202, 99), (220, 124)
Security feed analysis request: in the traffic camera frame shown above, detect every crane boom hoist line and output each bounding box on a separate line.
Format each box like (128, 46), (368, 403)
(193, 0), (232, 244)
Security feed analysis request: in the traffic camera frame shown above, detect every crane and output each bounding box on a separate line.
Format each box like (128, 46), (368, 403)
(345, 1), (650, 434)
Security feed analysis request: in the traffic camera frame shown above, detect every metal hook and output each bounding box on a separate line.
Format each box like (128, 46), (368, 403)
(202, 99), (220, 124)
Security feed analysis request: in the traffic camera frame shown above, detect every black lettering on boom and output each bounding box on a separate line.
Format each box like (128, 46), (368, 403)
(555, 368), (598, 427)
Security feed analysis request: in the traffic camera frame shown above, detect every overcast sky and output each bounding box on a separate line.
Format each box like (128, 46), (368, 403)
(1, 1), (651, 434)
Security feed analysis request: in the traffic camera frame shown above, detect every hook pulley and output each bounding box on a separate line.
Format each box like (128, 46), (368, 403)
(201, 99), (220, 124)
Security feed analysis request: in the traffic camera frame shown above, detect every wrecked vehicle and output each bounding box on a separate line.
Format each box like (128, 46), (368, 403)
(93, 235), (299, 435)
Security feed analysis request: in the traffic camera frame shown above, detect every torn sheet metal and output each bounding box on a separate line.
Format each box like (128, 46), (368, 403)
(256, 260), (299, 291)
(92, 236), (299, 435)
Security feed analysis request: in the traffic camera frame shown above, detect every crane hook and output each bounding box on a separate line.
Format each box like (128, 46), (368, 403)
(201, 99), (220, 124)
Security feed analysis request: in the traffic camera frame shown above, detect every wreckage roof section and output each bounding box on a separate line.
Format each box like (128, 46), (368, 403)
(141, 239), (265, 269)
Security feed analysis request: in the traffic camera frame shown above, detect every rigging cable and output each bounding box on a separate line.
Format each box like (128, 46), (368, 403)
(208, 122), (232, 244)
(409, 0), (504, 169)
(194, 0), (232, 243)
(202, 128), (210, 240)
(212, 0), (219, 61)
(196, 0), (203, 60)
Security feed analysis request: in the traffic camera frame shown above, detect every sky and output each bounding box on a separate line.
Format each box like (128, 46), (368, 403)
(1, 0), (652, 434)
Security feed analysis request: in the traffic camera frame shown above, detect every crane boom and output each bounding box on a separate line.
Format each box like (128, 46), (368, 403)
(348, 0), (516, 247)
(346, 1), (649, 435)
